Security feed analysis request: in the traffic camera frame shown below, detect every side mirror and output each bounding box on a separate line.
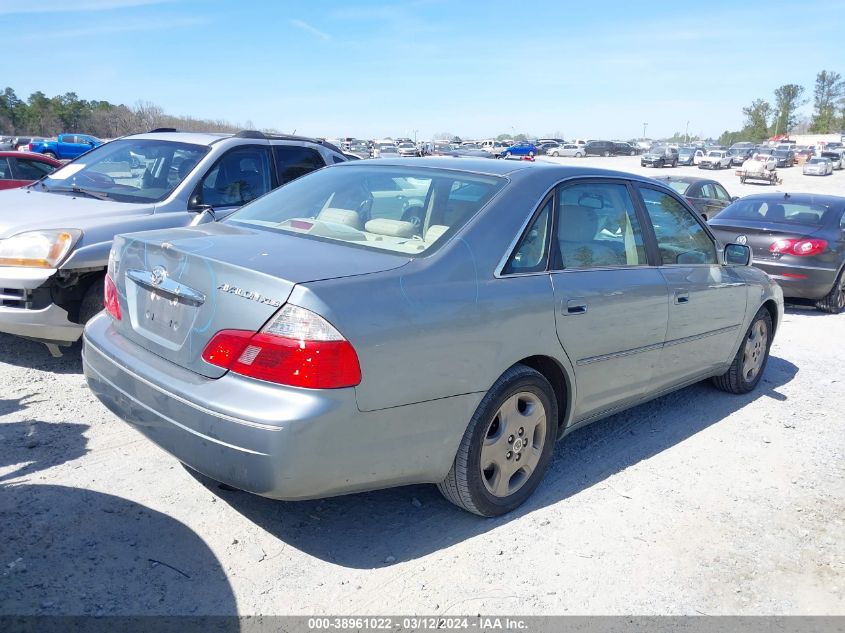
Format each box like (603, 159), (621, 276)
(731, 196), (739, 202)
(724, 243), (751, 266)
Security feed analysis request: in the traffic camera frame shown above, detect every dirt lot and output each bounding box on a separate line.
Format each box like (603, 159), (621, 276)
(1, 157), (844, 617)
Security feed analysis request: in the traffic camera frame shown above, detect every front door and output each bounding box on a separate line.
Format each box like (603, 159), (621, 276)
(636, 185), (747, 390)
(549, 180), (669, 422)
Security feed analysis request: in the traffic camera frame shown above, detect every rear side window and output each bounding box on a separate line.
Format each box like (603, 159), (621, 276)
(503, 196), (552, 274)
(274, 145), (325, 185)
(0, 157), (11, 179)
(198, 146), (272, 207)
(639, 187), (716, 265)
(555, 182), (647, 269)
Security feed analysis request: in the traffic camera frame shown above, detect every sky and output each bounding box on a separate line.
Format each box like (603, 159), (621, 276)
(2, 0), (845, 140)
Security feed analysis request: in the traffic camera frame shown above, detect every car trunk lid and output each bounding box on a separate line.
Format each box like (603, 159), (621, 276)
(109, 222), (410, 377)
(709, 219), (824, 263)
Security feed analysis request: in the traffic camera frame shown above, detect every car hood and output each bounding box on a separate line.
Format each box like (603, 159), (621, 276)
(0, 187), (153, 238)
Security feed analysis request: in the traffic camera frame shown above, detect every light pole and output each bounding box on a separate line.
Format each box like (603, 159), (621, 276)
(685, 120), (690, 143)
(642, 122), (648, 140)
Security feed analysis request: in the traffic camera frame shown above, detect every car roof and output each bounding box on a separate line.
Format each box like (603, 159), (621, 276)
(733, 192), (845, 204)
(654, 175), (715, 186)
(333, 157), (680, 185)
(121, 131), (233, 145)
(0, 150), (60, 161)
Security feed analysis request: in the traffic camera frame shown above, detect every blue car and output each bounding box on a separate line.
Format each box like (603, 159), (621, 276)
(501, 141), (537, 157)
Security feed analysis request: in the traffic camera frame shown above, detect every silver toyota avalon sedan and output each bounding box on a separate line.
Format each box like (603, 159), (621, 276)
(83, 158), (783, 516)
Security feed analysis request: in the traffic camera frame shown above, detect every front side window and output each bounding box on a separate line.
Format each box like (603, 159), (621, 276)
(227, 165), (505, 256)
(555, 182), (647, 269)
(198, 146), (272, 208)
(38, 139), (209, 203)
(639, 187), (717, 265)
(503, 196), (552, 274)
(0, 157), (11, 179)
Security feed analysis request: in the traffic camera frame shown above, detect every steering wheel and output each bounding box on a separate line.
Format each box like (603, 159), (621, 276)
(401, 201), (425, 234)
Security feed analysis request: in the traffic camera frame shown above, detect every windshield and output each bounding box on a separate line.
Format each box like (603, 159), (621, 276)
(707, 151), (721, 157)
(398, 143), (415, 149)
(37, 139), (209, 204)
(679, 149), (693, 156)
(719, 199), (833, 225)
(226, 165), (506, 256)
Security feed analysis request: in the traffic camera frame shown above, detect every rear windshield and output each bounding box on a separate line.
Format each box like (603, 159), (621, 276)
(664, 181), (690, 195)
(718, 199), (835, 226)
(226, 165), (506, 255)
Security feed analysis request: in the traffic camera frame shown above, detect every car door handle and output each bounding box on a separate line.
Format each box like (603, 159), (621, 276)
(564, 300), (588, 315)
(674, 291), (690, 305)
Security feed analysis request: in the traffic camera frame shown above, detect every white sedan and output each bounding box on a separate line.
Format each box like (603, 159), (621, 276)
(803, 157), (833, 176)
(546, 143), (584, 157)
(699, 150), (732, 169)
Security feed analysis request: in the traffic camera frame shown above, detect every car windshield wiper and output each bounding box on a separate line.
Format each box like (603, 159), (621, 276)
(50, 186), (110, 200)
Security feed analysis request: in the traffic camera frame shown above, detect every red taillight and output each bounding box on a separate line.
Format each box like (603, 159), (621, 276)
(201, 304), (361, 389)
(28, 143), (33, 151)
(104, 274), (121, 320)
(769, 238), (828, 257)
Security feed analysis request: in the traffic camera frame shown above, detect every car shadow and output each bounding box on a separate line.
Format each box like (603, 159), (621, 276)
(784, 302), (836, 317)
(0, 484), (238, 623)
(196, 355), (798, 569)
(0, 419), (90, 483)
(0, 333), (82, 374)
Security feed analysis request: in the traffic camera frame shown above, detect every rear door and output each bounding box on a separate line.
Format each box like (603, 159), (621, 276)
(0, 157), (25, 189)
(635, 185), (747, 389)
(273, 145), (326, 186)
(549, 179), (669, 421)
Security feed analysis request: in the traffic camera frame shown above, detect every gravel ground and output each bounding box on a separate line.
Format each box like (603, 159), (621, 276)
(1, 157), (844, 617)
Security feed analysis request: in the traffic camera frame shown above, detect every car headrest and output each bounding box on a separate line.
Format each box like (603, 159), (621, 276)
(364, 218), (416, 238)
(317, 208), (361, 228)
(559, 205), (598, 242)
(424, 224), (449, 244)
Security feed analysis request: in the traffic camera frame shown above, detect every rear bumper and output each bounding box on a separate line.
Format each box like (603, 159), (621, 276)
(753, 260), (839, 300)
(82, 314), (479, 500)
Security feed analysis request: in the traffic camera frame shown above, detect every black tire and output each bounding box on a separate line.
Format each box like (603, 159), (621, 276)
(576, 152), (582, 157)
(602, 151), (610, 157)
(438, 364), (558, 517)
(529, 151), (535, 157)
(78, 276), (105, 324)
(672, 159), (678, 168)
(630, 150), (636, 156)
(658, 159), (665, 168)
(711, 307), (773, 394)
(44, 151), (57, 159)
(815, 268), (845, 314)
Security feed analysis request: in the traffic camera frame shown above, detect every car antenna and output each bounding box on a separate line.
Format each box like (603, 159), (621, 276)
(783, 192), (790, 199)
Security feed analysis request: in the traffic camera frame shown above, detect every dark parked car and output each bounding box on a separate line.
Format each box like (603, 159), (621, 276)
(640, 146), (679, 168)
(729, 147), (754, 166)
(0, 151), (62, 190)
(536, 142), (560, 155)
(83, 158), (781, 516)
(655, 176), (737, 220)
(677, 147), (704, 166)
(709, 193), (845, 313)
(583, 140), (615, 157)
(612, 142), (638, 156)
(772, 149), (795, 168)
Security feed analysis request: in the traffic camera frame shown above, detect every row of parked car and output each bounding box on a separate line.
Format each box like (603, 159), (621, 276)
(0, 126), (843, 518)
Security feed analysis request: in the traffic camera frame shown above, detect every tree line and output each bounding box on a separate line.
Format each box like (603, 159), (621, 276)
(0, 87), (247, 139)
(718, 69), (844, 146)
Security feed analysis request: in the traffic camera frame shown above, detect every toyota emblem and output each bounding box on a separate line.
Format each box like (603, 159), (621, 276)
(736, 235), (747, 245)
(150, 266), (167, 287)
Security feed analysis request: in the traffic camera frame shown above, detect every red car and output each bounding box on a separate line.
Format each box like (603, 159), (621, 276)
(0, 151), (61, 190)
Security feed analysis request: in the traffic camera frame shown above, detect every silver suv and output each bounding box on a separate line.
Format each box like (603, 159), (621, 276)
(0, 129), (346, 354)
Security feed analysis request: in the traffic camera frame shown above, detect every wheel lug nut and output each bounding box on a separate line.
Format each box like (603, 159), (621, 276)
(506, 451), (513, 460)
(518, 427), (524, 436)
(508, 435), (514, 444)
(515, 453), (521, 461)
